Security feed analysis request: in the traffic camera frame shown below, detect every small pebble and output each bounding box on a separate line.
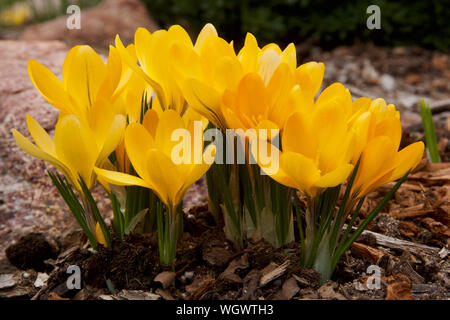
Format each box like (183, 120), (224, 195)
(184, 271), (194, 280)
(22, 272), (30, 279)
(34, 272), (49, 288)
(380, 74), (396, 91)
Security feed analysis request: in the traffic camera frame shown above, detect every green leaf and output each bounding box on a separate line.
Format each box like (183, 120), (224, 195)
(48, 171), (98, 248)
(332, 170), (411, 269)
(108, 191), (124, 240)
(125, 208), (149, 235)
(420, 99), (441, 163)
(78, 175), (112, 249)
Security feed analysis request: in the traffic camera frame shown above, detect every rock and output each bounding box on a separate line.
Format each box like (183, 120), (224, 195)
(380, 74), (396, 92)
(184, 271), (194, 280)
(0, 40), (71, 259)
(34, 272), (49, 288)
(398, 93), (420, 109)
(0, 274), (17, 289)
(20, 0), (158, 51)
(0, 40), (111, 259)
(361, 59), (380, 84)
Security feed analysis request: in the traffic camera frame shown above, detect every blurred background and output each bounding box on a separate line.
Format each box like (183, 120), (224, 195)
(1, 0), (448, 121)
(1, 0), (449, 50)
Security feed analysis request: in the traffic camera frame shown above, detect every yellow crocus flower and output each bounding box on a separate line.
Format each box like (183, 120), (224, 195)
(257, 84), (355, 197)
(180, 30), (324, 130)
(350, 98), (424, 196)
(12, 111), (125, 191)
(219, 60), (325, 132)
(27, 45), (122, 121)
(95, 109), (215, 213)
(114, 24), (218, 115)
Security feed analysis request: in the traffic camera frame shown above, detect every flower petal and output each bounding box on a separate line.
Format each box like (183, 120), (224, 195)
(27, 59), (73, 114)
(94, 167), (151, 188)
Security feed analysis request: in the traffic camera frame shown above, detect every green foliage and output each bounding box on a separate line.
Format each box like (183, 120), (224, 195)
(143, 0), (450, 51)
(294, 158), (411, 282)
(420, 99), (441, 163)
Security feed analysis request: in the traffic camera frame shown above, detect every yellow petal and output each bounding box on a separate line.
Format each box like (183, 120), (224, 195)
(27, 59), (73, 114)
(97, 115), (126, 164)
(54, 114), (98, 188)
(214, 56), (243, 92)
(124, 123), (155, 181)
(145, 149), (184, 207)
(175, 144), (216, 205)
(12, 129), (73, 182)
(280, 43), (297, 71)
(94, 167), (151, 188)
(95, 222), (107, 247)
(26, 114), (56, 156)
(200, 36), (236, 71)
(182, 78), (224, 128)
(116, 34), (167, 109)
(295, 62), (325, 97)
(238, 33), (259, 73)
(282, 112), (317, 158)
(390, 142), (424, 181)
(354, 136), (396, 195)
(62, 45), (107, 110)
(267, 62), (294, 109)
(235, 73), (268, 123)
(155, 109), (186, 157)
(142, 109), (159, 139)
(98, 45), (122, 100)
(315, 164), (354, 188)
(167, 24), (193, 48)
(258, 49), (281, 85)
(374, 116), (402, 150)
(280, 151), (321, 196)
(195, 23), (218, 52)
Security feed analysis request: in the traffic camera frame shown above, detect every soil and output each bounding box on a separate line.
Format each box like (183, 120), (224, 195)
(5, 233), (58, 272)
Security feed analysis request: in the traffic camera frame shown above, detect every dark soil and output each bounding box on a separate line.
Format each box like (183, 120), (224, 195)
(16, 200), (448, 300)
(5, 233), (58, 272)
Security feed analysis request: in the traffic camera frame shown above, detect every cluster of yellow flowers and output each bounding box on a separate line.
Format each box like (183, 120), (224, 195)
(12, 24), (424, 276)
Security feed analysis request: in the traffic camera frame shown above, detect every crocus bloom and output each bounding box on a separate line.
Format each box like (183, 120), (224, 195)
(12, 112), (125, 191)
(179, 30), (325, 130)
(257, 83), (355, 197)
(27, 45), (122, 122)
(350, 98), (424, 196)
(220, 61), (324, 132)
(114, 24), (218, 115)
(95, 109), (215, 213)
